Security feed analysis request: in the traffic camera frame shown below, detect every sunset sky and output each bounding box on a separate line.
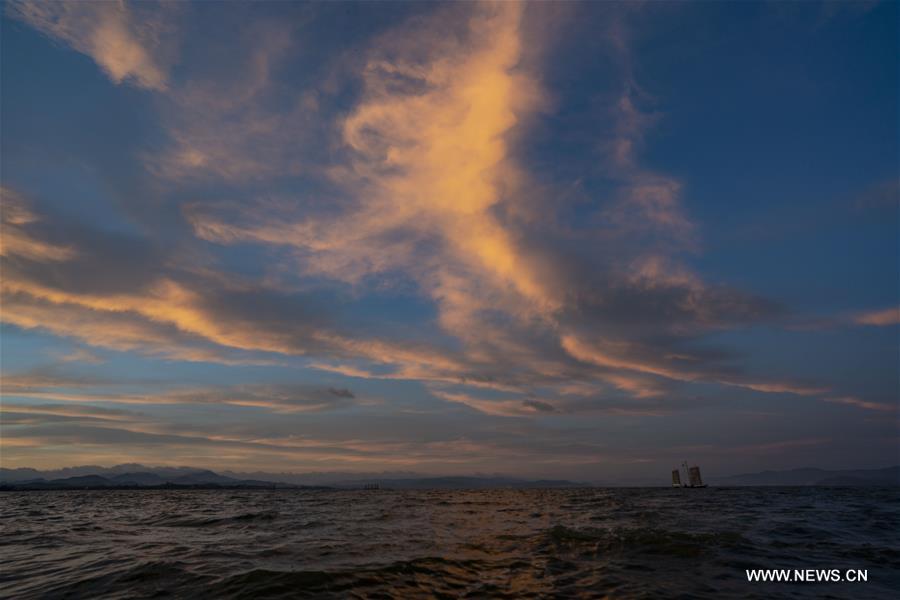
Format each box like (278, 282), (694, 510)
(1, 0), (896, 481)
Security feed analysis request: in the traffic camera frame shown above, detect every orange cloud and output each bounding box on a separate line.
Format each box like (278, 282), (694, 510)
(0, 188), (77, 262)
(853, 306), (900, 327)
(1, 403), (140, 422)
(179, 2), (765, 410)
(561, 333), (829, 398)
(188, 2), (556, 329)
(2, 2), (848, 423)
(1, 375), (357, 414)
(8, 1), (176, 90)
(431, 389), (555, 417)
(825, 396), (897, 412)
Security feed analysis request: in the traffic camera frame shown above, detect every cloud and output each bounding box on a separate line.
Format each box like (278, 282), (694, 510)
(561, 333), (829, 398)
(431, 389), (557, 417)
(1, 288), (254, 364)
(179, 6), (700, 370)
(2, 190), (490, 373)
(673, 437), (833, 456)
(588, 11), (697, 250)
(147, 19), (327, 183)
(7, 0), (178, 91)
(3, 1), (895, 479)
(0, 191), (318, 362)
(0, 403), (142, 424)
(179, 2), (809, 412)
(54, 348), (105, 365)
(2, 2), (860, 432)
(825, 396), (897, 413)
(0, 368), (110, 393)
(785, 302), (900, 331)
(185, 2), (556, 322)
(160, 385), (358, 413)
(432, 386), (682, 418)
(0, 414), (619, 474)
(852, 306), (900, 327)
(0, 188), (77, 262)
(0, 371), (358, 414)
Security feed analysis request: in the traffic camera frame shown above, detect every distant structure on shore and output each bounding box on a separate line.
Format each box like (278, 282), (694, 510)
(362, 483), (380, 490)
(672, 461), (707, 488)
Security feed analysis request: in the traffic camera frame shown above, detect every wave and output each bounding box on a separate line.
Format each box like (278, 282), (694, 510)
(4, 488), (897, 599)
(143, 510), (280, 528)
(545, 525), (746, 557)
(30, 561), (213, 600)
(211, 557), (525, 600)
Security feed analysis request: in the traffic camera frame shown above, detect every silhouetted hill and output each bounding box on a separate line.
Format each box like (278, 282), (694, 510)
(1, 465), (421, 486)
(0, 465), (234, 482)
(110, 472), (167, 485)
(710, 466), (899, 487)
(331, 476), (588, 489)
(1, 466), (586, 490)
(0, 469), (307, 490)
(51, 475), (113, 487)
(169, 469), (238, 485)
(10, 464), (893, 490)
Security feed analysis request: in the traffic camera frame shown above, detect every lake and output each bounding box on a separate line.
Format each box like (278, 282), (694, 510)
(1, 487), (897, 598)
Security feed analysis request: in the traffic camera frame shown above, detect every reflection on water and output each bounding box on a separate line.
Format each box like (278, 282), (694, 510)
(1, 487), (897, 598)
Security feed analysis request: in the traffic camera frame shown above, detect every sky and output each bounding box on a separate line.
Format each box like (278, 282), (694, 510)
(0, 0), (897, 482)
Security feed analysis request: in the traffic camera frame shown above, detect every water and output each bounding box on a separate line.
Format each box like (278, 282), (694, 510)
(1, 487), (897, 599)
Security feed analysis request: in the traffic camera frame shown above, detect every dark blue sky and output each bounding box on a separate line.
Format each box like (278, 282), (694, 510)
(1, 1), (896, 480)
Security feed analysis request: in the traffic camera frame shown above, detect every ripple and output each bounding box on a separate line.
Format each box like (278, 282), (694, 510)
(1, 488), (897, 599)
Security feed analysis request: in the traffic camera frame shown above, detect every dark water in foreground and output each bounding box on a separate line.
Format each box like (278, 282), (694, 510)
(1, 487), (898, 599)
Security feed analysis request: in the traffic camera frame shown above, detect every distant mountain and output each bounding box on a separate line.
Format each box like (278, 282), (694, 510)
(1, 465), (586, 490)
(0, 466), (306, 490)
(222, 469), (424, 486)
(0, 464), (234, 483)
(168, 469), (238, 485)
(710, 466), (899, 487)
(110, 472), (167, 486)
(49, 475), (113, 487)
(0, 465), (424, 486)
(11, 464), (894, 490)
(1, 473), (303, 490)
(330, 476), (588, 489)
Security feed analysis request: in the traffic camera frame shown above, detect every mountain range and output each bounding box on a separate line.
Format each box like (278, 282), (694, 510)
(0, 468), (304, 490)
(1, 465), (897, 489)
(708, 466), (899, 487)
(0, 465), (586, 490)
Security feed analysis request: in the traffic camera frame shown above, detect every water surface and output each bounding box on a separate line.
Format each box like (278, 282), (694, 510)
(1, 487), (897, 598)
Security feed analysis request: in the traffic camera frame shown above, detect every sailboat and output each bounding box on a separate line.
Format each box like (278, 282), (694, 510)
(672, 461), (707, 488)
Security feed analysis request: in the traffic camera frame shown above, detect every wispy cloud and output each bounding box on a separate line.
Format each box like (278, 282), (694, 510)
(2, 3), (843, 413)
(1, 403), (142, 423)
(7, 0), (178, 91)
(1, 371), (358, 414)
(431, 389), (557, 418)
(54, 348), (105, 365)
(0, 188), (77, 262)
(825, 396), (897, 412)
(177, 2), (812, 407)
(3, 0), (894, 474)
(852, 306), (900, 327)
(147, 19), (325, 183)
